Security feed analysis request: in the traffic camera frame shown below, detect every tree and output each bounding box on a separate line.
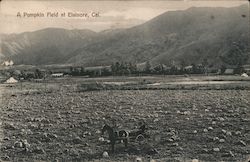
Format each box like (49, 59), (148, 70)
(144, 61), (151, 74)
(128, 62), (137, 74)
(80, 67), (85, 75)
(111, 63), (116, 75)
(112, 62), (121, 75)
(180, 59), (187, 74)
(220, 65), (226, 74)
(35, 69), (43, 79)
(70, 66), (74, 74)
(154, 64), (164, 74)
(170, 65), (178, 75)
(202, 58), (209, 74)
(191, 63), (198, 74)
(102, 67), (111, 76)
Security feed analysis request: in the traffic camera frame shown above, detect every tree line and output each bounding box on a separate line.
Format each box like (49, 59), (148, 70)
(68, 61), (210, 77)
(0, 61), (227, 80)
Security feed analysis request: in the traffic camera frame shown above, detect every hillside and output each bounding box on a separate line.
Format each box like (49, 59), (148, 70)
(1, 28), (97, 65)
(0, 5), (249, 67)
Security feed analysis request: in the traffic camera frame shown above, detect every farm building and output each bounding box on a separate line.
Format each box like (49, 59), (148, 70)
(151, 64), (171, 72)
(51, 73), (64, 77)
(184, 65), (193, 71)
(1, 60), (14, 66)
(5, 77), (18, 83)
(241, 73), (248, 77)
(224, 68), (234, 75)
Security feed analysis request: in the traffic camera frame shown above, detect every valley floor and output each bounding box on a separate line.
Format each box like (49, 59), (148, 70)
(0, 75), (250, 162)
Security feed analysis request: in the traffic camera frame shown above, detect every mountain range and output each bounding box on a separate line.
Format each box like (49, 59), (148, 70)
(1, 4), (249, 67)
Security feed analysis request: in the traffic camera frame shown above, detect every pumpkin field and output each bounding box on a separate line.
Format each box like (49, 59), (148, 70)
(0, 75), (250, 162)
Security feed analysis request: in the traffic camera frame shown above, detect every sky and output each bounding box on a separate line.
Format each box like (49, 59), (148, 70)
(0, 0), (248, 34)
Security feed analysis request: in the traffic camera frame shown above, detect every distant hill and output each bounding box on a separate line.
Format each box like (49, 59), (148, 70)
(1, 5), (249, 67)
(1, 28), (97, 65)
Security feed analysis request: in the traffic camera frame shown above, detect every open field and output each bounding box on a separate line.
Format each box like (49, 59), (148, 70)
(4, 75), (250, 92)
(0, 75), (250, 162)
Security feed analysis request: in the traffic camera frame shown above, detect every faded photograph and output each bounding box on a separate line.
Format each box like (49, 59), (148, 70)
(0, 0), (250, 161)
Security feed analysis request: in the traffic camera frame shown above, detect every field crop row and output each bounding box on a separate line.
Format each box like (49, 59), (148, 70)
(0, 84), (250, 161)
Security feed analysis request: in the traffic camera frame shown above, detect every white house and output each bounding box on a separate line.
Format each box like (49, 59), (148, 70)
(1, 60), (14, 66)
(51, 73), (64, 77)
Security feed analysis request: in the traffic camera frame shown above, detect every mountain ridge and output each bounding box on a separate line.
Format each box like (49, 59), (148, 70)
(1, 4), (249, 67)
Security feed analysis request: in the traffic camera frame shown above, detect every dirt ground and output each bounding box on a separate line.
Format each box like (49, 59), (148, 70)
(0, 77), (250, 162)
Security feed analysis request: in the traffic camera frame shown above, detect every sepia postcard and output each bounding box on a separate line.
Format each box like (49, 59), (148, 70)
(0, 0), (250, 161)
